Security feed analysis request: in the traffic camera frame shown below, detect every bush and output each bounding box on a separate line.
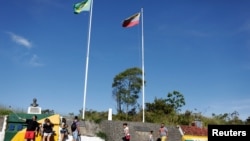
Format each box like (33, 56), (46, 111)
(0, 107), (12, 116)
(96, 131), (108, 141)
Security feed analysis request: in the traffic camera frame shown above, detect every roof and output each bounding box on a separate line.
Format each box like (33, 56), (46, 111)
(180, 125), (208, 136)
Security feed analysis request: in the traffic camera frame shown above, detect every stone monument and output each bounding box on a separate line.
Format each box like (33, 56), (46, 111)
(27, 98), (42, 114)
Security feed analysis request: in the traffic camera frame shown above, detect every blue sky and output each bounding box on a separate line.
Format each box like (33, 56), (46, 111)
(0, 0), (250, 121)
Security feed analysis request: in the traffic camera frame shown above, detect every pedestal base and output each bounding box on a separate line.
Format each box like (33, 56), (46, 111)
(27, 107), (41, 114)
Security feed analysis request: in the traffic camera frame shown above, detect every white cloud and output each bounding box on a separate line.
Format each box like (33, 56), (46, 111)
(7, 32), (32, 48)
(29, 54), (44, 67)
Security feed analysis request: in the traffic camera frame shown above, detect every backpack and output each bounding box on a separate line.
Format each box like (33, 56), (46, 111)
(71, 122), (77, 132)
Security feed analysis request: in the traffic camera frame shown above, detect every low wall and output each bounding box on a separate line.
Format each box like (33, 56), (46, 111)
(99, 120), (182, 141)
(3, 114), (60, 141)
(0, 115), (188, 141)
(0, 116), (7, 141)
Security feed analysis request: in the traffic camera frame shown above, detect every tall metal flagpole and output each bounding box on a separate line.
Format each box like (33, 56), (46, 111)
(82, 0), (94, 120)
(141, 8), (145, 123)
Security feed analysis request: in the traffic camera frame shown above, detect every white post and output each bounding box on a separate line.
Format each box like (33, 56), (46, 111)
(108, 108), (112, 121)
(141, 7), (145, 123)
(82, 0), (94, 120)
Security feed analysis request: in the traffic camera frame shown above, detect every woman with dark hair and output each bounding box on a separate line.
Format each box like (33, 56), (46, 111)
(42, 118), (54, 141)
(60, 117), (69, 141)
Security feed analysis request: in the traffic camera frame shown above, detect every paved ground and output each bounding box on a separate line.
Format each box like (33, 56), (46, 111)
(64, 135), (104, 141)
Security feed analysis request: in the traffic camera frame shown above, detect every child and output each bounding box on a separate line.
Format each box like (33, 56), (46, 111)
(123, 123), (130, 141)
(149, 130), (154, 141)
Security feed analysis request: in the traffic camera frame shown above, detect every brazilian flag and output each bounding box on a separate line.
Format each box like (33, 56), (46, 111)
(74, 0), (91, 14)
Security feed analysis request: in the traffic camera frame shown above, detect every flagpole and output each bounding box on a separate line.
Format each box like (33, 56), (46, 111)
(82, 0), (93, 120)
(141, 7), (145, 123)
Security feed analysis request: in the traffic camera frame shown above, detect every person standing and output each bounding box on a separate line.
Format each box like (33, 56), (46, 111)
(60, 117), (69, 141)
(159, 123), (168, 141)
(148, 130), (154, 141)
(42, 118), (54, 141)
(71, 116), (81, 141)
(19, 115), (39, 141)
(39, 118), (47, 138)
(122, 123), (130, 141)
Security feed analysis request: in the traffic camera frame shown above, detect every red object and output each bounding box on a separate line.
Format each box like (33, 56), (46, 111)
(126, 134), (130, 140)
(25, 131), (35, 139)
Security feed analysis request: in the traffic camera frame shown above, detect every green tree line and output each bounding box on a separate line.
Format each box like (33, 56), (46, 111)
(1, 67), (250, 126)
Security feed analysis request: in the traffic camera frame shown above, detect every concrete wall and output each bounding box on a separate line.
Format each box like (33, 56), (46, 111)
(0, 116), (182, 141)
(99, 120), (182, 141)
(0, 116), (7, 141)
(66, 120), (182, 141)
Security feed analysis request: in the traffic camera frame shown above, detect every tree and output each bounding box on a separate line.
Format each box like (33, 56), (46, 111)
(0, 108), (12, 116)
(145, 97), (173, 123)
(246, 116), (250, 124)
(228, 111), (243, 124)
(166, 90), (185, 112)
(68, 112), (74, 117)
(145, 98), (171, 115)
(41, 109), (54, 114)
(177, 110), (193, 125)
(112, 67), (143, 118)
(112, 87), (123, 113)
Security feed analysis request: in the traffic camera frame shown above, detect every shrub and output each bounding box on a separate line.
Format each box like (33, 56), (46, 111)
(96, 131), (108, 141)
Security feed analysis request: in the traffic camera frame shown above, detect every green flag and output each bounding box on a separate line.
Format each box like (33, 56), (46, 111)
(73, 0), (91, 14)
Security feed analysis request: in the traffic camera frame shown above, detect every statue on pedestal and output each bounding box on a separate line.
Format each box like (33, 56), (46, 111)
(30, 98), (39, 107)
